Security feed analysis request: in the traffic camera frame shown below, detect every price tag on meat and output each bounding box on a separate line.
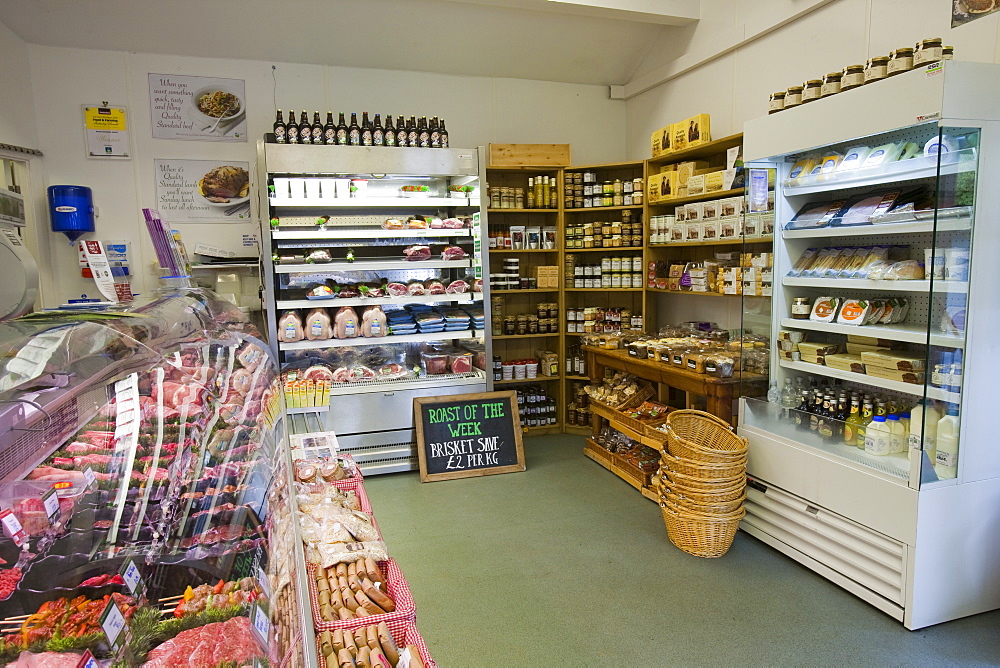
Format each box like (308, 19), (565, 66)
(0, 509), (26, 546)
(76, 650), (99, 668)
(250, 603), (271, 650)
(100, 598), (128, 649)
(257, 565), (271, 600)
(82, 466), (97, 489)
(120, 558), (145, 598)
(42, 487), (60, 523)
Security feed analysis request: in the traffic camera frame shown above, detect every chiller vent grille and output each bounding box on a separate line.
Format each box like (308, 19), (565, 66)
(0, 398), (79, 481)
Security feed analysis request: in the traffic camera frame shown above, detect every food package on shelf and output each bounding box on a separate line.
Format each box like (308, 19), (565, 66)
(859, 350), (927, 372)
(824, 354), (866, 374)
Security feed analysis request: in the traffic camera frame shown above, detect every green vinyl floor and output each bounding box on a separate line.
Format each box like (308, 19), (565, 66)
(363, 435), (1000, 666)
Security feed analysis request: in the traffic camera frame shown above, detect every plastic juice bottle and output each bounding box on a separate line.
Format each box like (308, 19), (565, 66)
(908, 399), (942, 463)
(886, 414), (906, 454)
(857, 398), (874, 449)
(865, 415), (891, 456)
(934, 404), (961, 479)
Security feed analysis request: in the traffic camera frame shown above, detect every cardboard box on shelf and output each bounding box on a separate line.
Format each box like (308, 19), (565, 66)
(669, 264), (685, 278)
(675, 206), (687, 222)
(687, 174), (706, 196)
(677, 160), (710, 186)
(686, 114), (712, 146)
(702, 220), (720, 240)
(685, 202), (703, 223)
(743, 213), (760, 238)
(651, 125), (673, 157)
(537, 350), (560, 376)
(648, 172), (679, 203)
(670, 222), (685, 242)
(705, 171), (726, 192)
(720, 196), (744, 217)
(686, 222), (702, 242)
(760, 212), (775, 236)
(671, 122), (688, 153)
(533, 265), (559, 289)
(701, 200), (720, 220)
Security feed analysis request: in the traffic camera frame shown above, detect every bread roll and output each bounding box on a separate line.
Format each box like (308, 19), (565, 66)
(356, 646), (372, 668)
(337, 605), (354, 621)
(365, 558), (385, 582)
(342, 587), (361, 612)
(343, 631), (358, 654)
(406, 645), (425, 668)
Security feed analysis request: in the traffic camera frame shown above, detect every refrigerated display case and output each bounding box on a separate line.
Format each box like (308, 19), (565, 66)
(738, 61), (1000, 629)
(258, 143), (491, 475)
(0, 289), (315, 665)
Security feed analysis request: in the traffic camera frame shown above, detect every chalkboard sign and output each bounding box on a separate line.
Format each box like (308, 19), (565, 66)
(414, 391), (525, 482)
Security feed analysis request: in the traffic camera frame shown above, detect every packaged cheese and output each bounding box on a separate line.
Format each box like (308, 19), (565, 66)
(846, 342), (892, 354)
(804, 248), (842, 277)
(787, 155), (819, 184)
(809, 296), (841, 323)
(787, 248), (820, 277)
(838, 146), (872, 172)
(825, 354), (866, 374)
(817, 153), (843, 178)
(864, 366), (925, 384)
(835, 191), (900, 226)
(860, 350), (926, 371)
(837, 299), (870, 325)
(862, 142), (902, 168)
(847, 334), (898, 347)
(786, 199), (847, 230)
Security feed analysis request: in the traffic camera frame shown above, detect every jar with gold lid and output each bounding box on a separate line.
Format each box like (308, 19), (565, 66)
(888, 48), (914, 76)
(841, 65), (865, 91)
(865, 56), (890, 83)
(821, 72), (842, 97)
(768, 91), (785, 114)
(784, 85), (804, 108)
(914, 38), (943, 65)
(943, 45), (954, 60)
(802, 80), (822, 103)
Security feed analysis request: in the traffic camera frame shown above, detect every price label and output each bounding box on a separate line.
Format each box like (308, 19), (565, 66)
(114, 376), (136, 394)
(76, 650), (99, 668)
(42, 487), (60, 523)
(82, 466), (97, 489)
(250, 604), (271, 651)
(257, 565), (271, 600)
(120, 558), (144, 597)
(99, 598), (127, 648)
(0, 509), (26, 547)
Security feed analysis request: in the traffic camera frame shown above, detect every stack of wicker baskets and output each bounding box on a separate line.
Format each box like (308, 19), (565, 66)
(656, 410), (749, 558)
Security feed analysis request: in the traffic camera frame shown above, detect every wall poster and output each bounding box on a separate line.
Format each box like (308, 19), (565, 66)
(154, 159), (251, 221)
(952, 0), (999, 27)
(148, 74), (247, 141)
(83, 105), (130, 158)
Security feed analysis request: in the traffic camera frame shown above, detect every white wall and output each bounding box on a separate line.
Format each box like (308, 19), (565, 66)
(627, 0), (1000, 156)
(21, 44), (626, 306)
(0, 21), (37, 149)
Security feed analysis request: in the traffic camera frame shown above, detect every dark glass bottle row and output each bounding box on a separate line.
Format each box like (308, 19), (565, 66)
(270, 110), (449, 148)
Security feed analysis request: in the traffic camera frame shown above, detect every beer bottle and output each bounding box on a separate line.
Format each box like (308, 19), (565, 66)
(373, 114), (384, 146)
(311, 111), (323, 145)
(439, 119), (449, 148)
(844, 395), (862, 445)
(384, 115), (396, 147)
(430, 117), (441, 148)
(857, 398), (874, 449)
(336, 113), (348, 145)
(361, 112), (373, 146)
(348, 113), (361, 146)
(526, 178), (535, 209)
(396, 115), (407, 147)
(794, 389), (810, 430)
(272, 110), (286, 144)
(809, 391), (822, 433)
(407, 117), (418, 147)
(299, 111), (312, 144)
(287, 110), (299, 144)
(418, 117), (430, 147)
(323, 111), (336, 145)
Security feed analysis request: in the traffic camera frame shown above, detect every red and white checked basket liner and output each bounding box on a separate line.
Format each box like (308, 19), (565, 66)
(308, 558), (416, 632)
(331, 476), (373, 514)
(316, 620), (436, 668)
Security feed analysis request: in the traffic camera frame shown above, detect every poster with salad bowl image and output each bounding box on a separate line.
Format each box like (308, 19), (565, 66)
(155, 159), (251, 221)
(148, 73), (247, 141)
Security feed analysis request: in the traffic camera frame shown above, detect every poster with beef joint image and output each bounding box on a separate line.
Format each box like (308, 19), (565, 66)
(952, 0), (999, 26)
(149, 73), (247, 141)
(155, 159), (251, 221)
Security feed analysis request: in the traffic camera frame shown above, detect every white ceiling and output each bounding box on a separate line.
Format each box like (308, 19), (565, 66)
(0, 0), (699, 86)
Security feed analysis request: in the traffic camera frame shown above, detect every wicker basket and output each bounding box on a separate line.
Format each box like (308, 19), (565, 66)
(660, 498), (745, 558)
(659, 450), (747, 480)
(658, 478), (746, 503)
(590, 384), (654, 414)
(662, 467), (745, 489)
(660, 490), (746, 514)
(664, 410), (748, 463)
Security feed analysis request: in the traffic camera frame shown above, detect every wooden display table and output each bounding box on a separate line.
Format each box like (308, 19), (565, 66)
(582, 346), (766, 427)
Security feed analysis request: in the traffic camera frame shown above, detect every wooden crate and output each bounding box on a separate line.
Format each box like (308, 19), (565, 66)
(488, 143), (571, 167)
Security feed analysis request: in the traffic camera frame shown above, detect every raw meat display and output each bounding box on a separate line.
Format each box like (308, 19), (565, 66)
(420, 352), (449, 376)
(361, 306), (387, 338)
(337, 284), (361, 299)
(332, 366), (377, 383)
(446, 279), (469, 294)
(402, 245), (431, 261)
(305, 308), (333, 341)
(441, 246), (468, 260)
(169, 577), (261, 618)
(442, 217), (466, 229)
(333, 307), (359, 339)
(8, 651), (84, 667)
(427, 217), (444, 229)
(472, 278), (483, 292)
(450, 352), (474, 374)
(385, 282), (408, 297)
(406, 281), (426, 296)
(425, 280), (446, 295)
(359, 283), (385, 298)
(306, 249), (333, 263)
(376, 363), (407, 380)
(302, 365), (335, 382)
(143, 616), (264, 668)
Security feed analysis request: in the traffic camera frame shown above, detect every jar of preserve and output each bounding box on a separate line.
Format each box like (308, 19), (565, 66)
(791, 297), (811, 320)
(888, 48), (914, 76)
(623, 179), (633, 194)
(914, 38), (943, 65)
(801, 80), (822, 103)
(784, 85), (804, 108)
(768, 91), (785, 114)
(841, 65), (865, 90)
(943, 45), (954, 60)
(865, 56), (890, 83)
(632, 189), (643, 205)
(613, 179), (623, 194)
(603, 181), (614, 195)
(821, 72), (842, 97)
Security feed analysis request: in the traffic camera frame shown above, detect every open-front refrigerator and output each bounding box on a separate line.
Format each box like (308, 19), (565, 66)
(258, 144), (491, 475)
(739, 61), (1000, 629)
